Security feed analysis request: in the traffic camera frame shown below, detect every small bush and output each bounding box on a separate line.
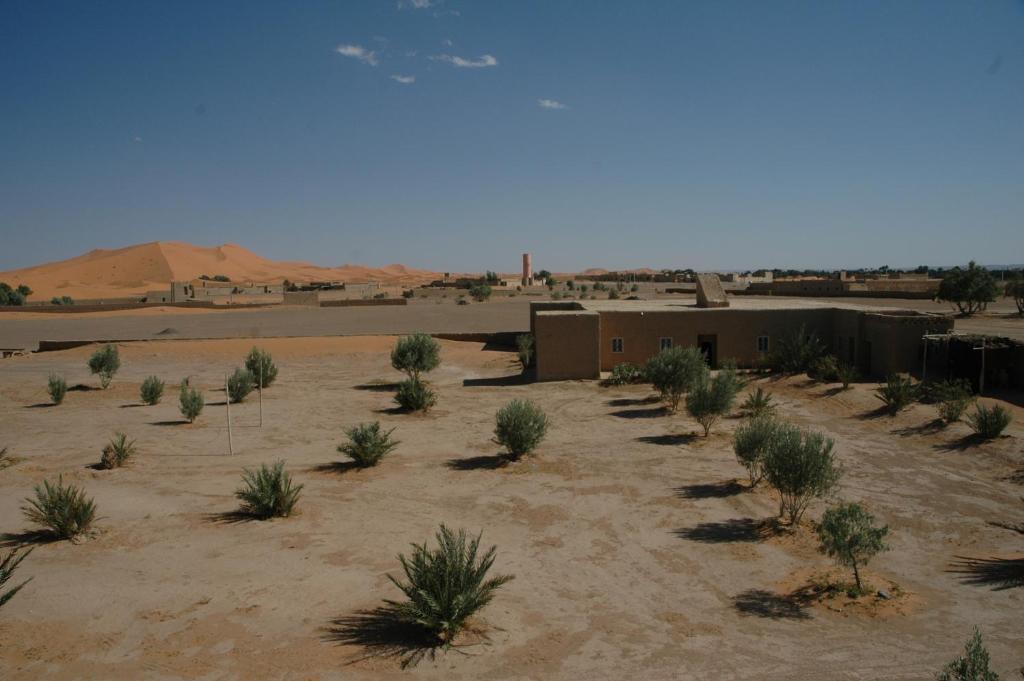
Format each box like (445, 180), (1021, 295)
(516, 334), (534, 370)
(966, 404), (1011, 440)
(402, 289), (414, 299)
(931, 379), (974, 424)
(87, 344), (120, 389)
(733, 416), (779, 487)
(391, 333), (441, 381)
(235, 461), (303, 519)
(937, 628), (1000, 681)
(50, 295), (74, 305)
(99, 432), (136, 469)
(762, 423), (842, 525)
(494, 399), (549, 460)
(768, 325), (825, 374)
(468, 284), (492, 302)
(809, 355), (840, 382)
(604, 362), (646, 387)
(338, 422), (399, 468)
(686, 368), (742, 436)
(22, 476), (96, 540)
(875, 374), (918, 414)
(0, 547), (33, 610)
(0, 447), (11, 469)
(837, 363), (858, 390)
(179, 381), (204, 423)
(645, 346), (708, 412)
(740, 387), (775, 417)
(140, 375), (165, 405)
(227, 367), (255, 403)
(47, 373), (67, 405)
(385, 525), (514, 645)
(608, 288), (620, 300)
(816, 501), (889, 595)
(245, 347), (278, 387)
(394, 378), (437, 412)
(456, 297), (469, 305)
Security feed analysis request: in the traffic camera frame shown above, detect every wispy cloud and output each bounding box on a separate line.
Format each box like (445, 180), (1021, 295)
(398, 0), (433, 8)
(391, 74), (416, 84)
(432, 53), (498, 68)
(335, 44), (379, 66)
(538, 99), (568, 110)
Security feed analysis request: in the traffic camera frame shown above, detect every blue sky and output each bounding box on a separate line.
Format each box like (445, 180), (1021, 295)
(1, 1), (1022, 273)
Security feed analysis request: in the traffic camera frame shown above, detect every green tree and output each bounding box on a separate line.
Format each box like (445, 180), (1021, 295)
(1005, 270), (1024, 315)
(245, 347), (279, 387)
(87, 344), (120, 389)
(468, 284), (492, 302)
(733, 416), (780, 487)
(762, 423), (842, 525)
(816, 501), (889, 594)
(0, 283), (26, 306)
(516, 334), (534, 370)
(391, 333), (441, 381)
(768, 325), (825, 374)
(645, 346), (708, 412)
(936, 261), (998, 316)
(686, 367), (742, 436)
(494, 399), (549, 460)
(937, 628), (1000, 681)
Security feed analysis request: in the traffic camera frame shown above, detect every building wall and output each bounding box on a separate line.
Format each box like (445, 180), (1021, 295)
(534, 311), (600, 380)
(282, 291), (320, 306)
(861, 312), (953, 377)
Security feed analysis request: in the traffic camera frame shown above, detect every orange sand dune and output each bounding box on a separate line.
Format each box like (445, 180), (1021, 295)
(0, 241), (443, 300)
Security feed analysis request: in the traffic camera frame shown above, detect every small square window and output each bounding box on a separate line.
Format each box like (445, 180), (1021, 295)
(659, 337), (673, 350)
(757, 336), (769, 353)
(611, 337), (624, 353)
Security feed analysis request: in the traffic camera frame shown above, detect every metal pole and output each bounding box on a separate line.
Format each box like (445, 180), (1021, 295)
(258, 364), (263, 428)
(226, 373), (234, 455)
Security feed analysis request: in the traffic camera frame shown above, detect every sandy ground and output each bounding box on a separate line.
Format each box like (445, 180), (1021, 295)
(0, 337), (1021, 680)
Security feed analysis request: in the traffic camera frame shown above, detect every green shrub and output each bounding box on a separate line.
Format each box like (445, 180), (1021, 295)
(391, 333), (441, 381)
(385, 525), (514, 645)
(645, 346), (708, 412)
(48, 373), (67, 405)
(768, 325), (825, 374)
(227, 367), (255, 403)
(686, 368), (741, 436)
(809, 355), (840, 382)
(99, 432), (136, 470)
(244, 347), (279, 387)
(494, 399), (549, 460)
(338, 422), (399, 468)
(630, 284), (639, 292)
(0, 547), (33, 610)
(0, 282), (28, 306)
(394, 378), (437, 412)
(608, 288), (620, 300)
(468, 284), (492, 302)
(402, 289), (414, 299)
(179, 381), (204, 423)
(604, 362), (646, 387)
(22, 476), (96, 540)
(762, 423), (841, 525)
(816, 501), (889, 595)
(930, 379), (974, 423)
(50, 295), (74, 305)
(456, 297), (469, 305)
(235, 461), (302, 519)
(966, 404), (1011, 440)
(516, 334), (534, 370)
(0, 447), (11, 469)
(740, 386), (775, 417)
(87, 344), (120, 389)
(733, 416), (780, 487)
(875, 374), (918, 414)
(937, 628), (1000, 681)
(837, 363), (859, 390)
(140, 375), (165, 405)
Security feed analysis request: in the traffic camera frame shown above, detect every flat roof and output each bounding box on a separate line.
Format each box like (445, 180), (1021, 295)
(534, 297), (948, 316)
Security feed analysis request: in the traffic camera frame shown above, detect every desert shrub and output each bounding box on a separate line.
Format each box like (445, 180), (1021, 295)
(0, 546), (33, 610)
(494, 399), (549, 460)
(244, 347), (278, 387)
(227, 367), (255, 403)
(456, 297), (469, 305)
(0, 447), (11, 469)
(47, 373), (67, 405)
(630, 284), (639, 292)
(966, 404), (1012, 440)
(875, 374), (918, 414)
(468, 284), (492, 302)
(179, 381), (204, 423)
(837, 362), (858, 390)
(338, 422), (399, 468)
(391, 333), (441, 381)
(592, 281), (606, 291)
(686, 368), (741, 436)
(402, 289), (414, 299)
(140, 375), (165, 405)
(762, 423), (841, 525)
(50, 295), (74, 305)
(385, 525), (514, 645)
(99, 432), (136, 470)
(394, 378), (437, 412)
(604, 362), (646, 387)
(740, 386), (775, 417)
(579, 284), (588, 293)
(1006, 270), (1024, 315)
(937, 628), (1000, 681)
(87, 344), (120, 389)
(733, 416), (780, 487)
(608, 288), (620, 300)
(936, 261), (998, 316)
(808, 355), (840, 382)
(816, 501), (889, 595)
(930, 379), (974, 424)
(22, 476), (96, 540)
(0, 282), (28, 306)
(516, 333), (534, 370)
(645, 346), (708, 412)
(235, 461), (303, 519)
(768, 325), (825, 374)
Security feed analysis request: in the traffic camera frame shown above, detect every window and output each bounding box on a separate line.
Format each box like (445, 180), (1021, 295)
(611, 337), (624, 353)
(757, 335), (769, 353)
(659, 337), (673, 350)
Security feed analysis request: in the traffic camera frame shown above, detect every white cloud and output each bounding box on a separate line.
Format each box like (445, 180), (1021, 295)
(538, 99), (567, 110)
(398, 0), (433, 8)
(391, 74), (416, 84)
(335, 44), (379, 66)
(443, 38), (453, 47)
(433, 53), (498, 68)
(132, 136), (143, 143)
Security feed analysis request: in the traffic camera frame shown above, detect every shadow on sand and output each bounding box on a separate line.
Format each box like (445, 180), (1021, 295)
(673, 480), (745, 500)
(322, 606), (442, 669)
(732, 588), (813, 620)
(610, 407), (669, 419)
(636, 433), (698, 446)
(462, 374), (529, 387)
(948, 556), (1024, 590)
(445, 454), (510, 471)
(674, 518), (778, 544)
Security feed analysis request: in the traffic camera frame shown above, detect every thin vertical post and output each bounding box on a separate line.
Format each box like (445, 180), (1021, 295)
(258, 364), (263, 428)
(979, 338), (986, 395)
(226, 373), (234, 455)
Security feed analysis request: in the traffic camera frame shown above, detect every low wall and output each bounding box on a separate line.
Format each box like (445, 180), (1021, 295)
(0, 301), (219, 314)
(319, 298), (407, 308)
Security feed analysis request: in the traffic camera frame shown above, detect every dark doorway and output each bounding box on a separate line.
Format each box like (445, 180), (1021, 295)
(698, 334), (717, 368)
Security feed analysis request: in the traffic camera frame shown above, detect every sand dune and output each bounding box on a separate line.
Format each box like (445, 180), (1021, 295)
(0, 242), (443, 300)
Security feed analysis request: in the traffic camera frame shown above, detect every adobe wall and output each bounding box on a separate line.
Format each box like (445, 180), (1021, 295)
(282, 291), (320, 306)
(862, 312), (953, 377)
(534, 311), (600, 381)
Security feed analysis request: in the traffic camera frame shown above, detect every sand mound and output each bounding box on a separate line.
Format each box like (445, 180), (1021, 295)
(0, 242), (443, 300)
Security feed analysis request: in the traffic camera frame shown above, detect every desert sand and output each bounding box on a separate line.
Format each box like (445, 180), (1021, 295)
(0, 337), (1021, 680)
